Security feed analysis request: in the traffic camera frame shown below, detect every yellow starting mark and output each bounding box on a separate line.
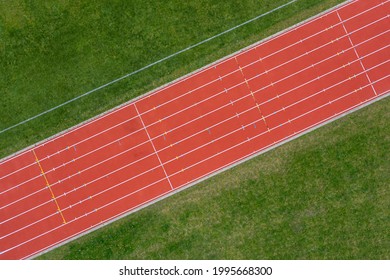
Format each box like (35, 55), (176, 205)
(32, 149), (67, 224)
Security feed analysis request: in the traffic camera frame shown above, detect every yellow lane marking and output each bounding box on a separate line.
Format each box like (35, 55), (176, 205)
(32, 149), (67, 224)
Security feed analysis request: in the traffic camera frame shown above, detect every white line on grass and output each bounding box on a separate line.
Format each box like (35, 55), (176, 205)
(0, 0), (298, 135)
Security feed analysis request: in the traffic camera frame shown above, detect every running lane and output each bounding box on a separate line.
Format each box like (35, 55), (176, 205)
(1, 0), (389, 259)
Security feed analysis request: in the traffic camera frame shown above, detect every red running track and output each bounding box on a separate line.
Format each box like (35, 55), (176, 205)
(1, 0), (389, 259)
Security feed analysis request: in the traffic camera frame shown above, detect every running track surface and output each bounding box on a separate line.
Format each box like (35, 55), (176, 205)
(1, 0), (389, 259)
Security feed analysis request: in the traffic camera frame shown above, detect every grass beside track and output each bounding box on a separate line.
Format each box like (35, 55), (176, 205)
(38, 96), (390, 260)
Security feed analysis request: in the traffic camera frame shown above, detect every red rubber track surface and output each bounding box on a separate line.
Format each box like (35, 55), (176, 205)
(1, 0), (389, 259)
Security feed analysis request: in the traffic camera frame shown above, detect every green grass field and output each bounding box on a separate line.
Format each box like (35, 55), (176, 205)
(1, 0), (389, 259)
